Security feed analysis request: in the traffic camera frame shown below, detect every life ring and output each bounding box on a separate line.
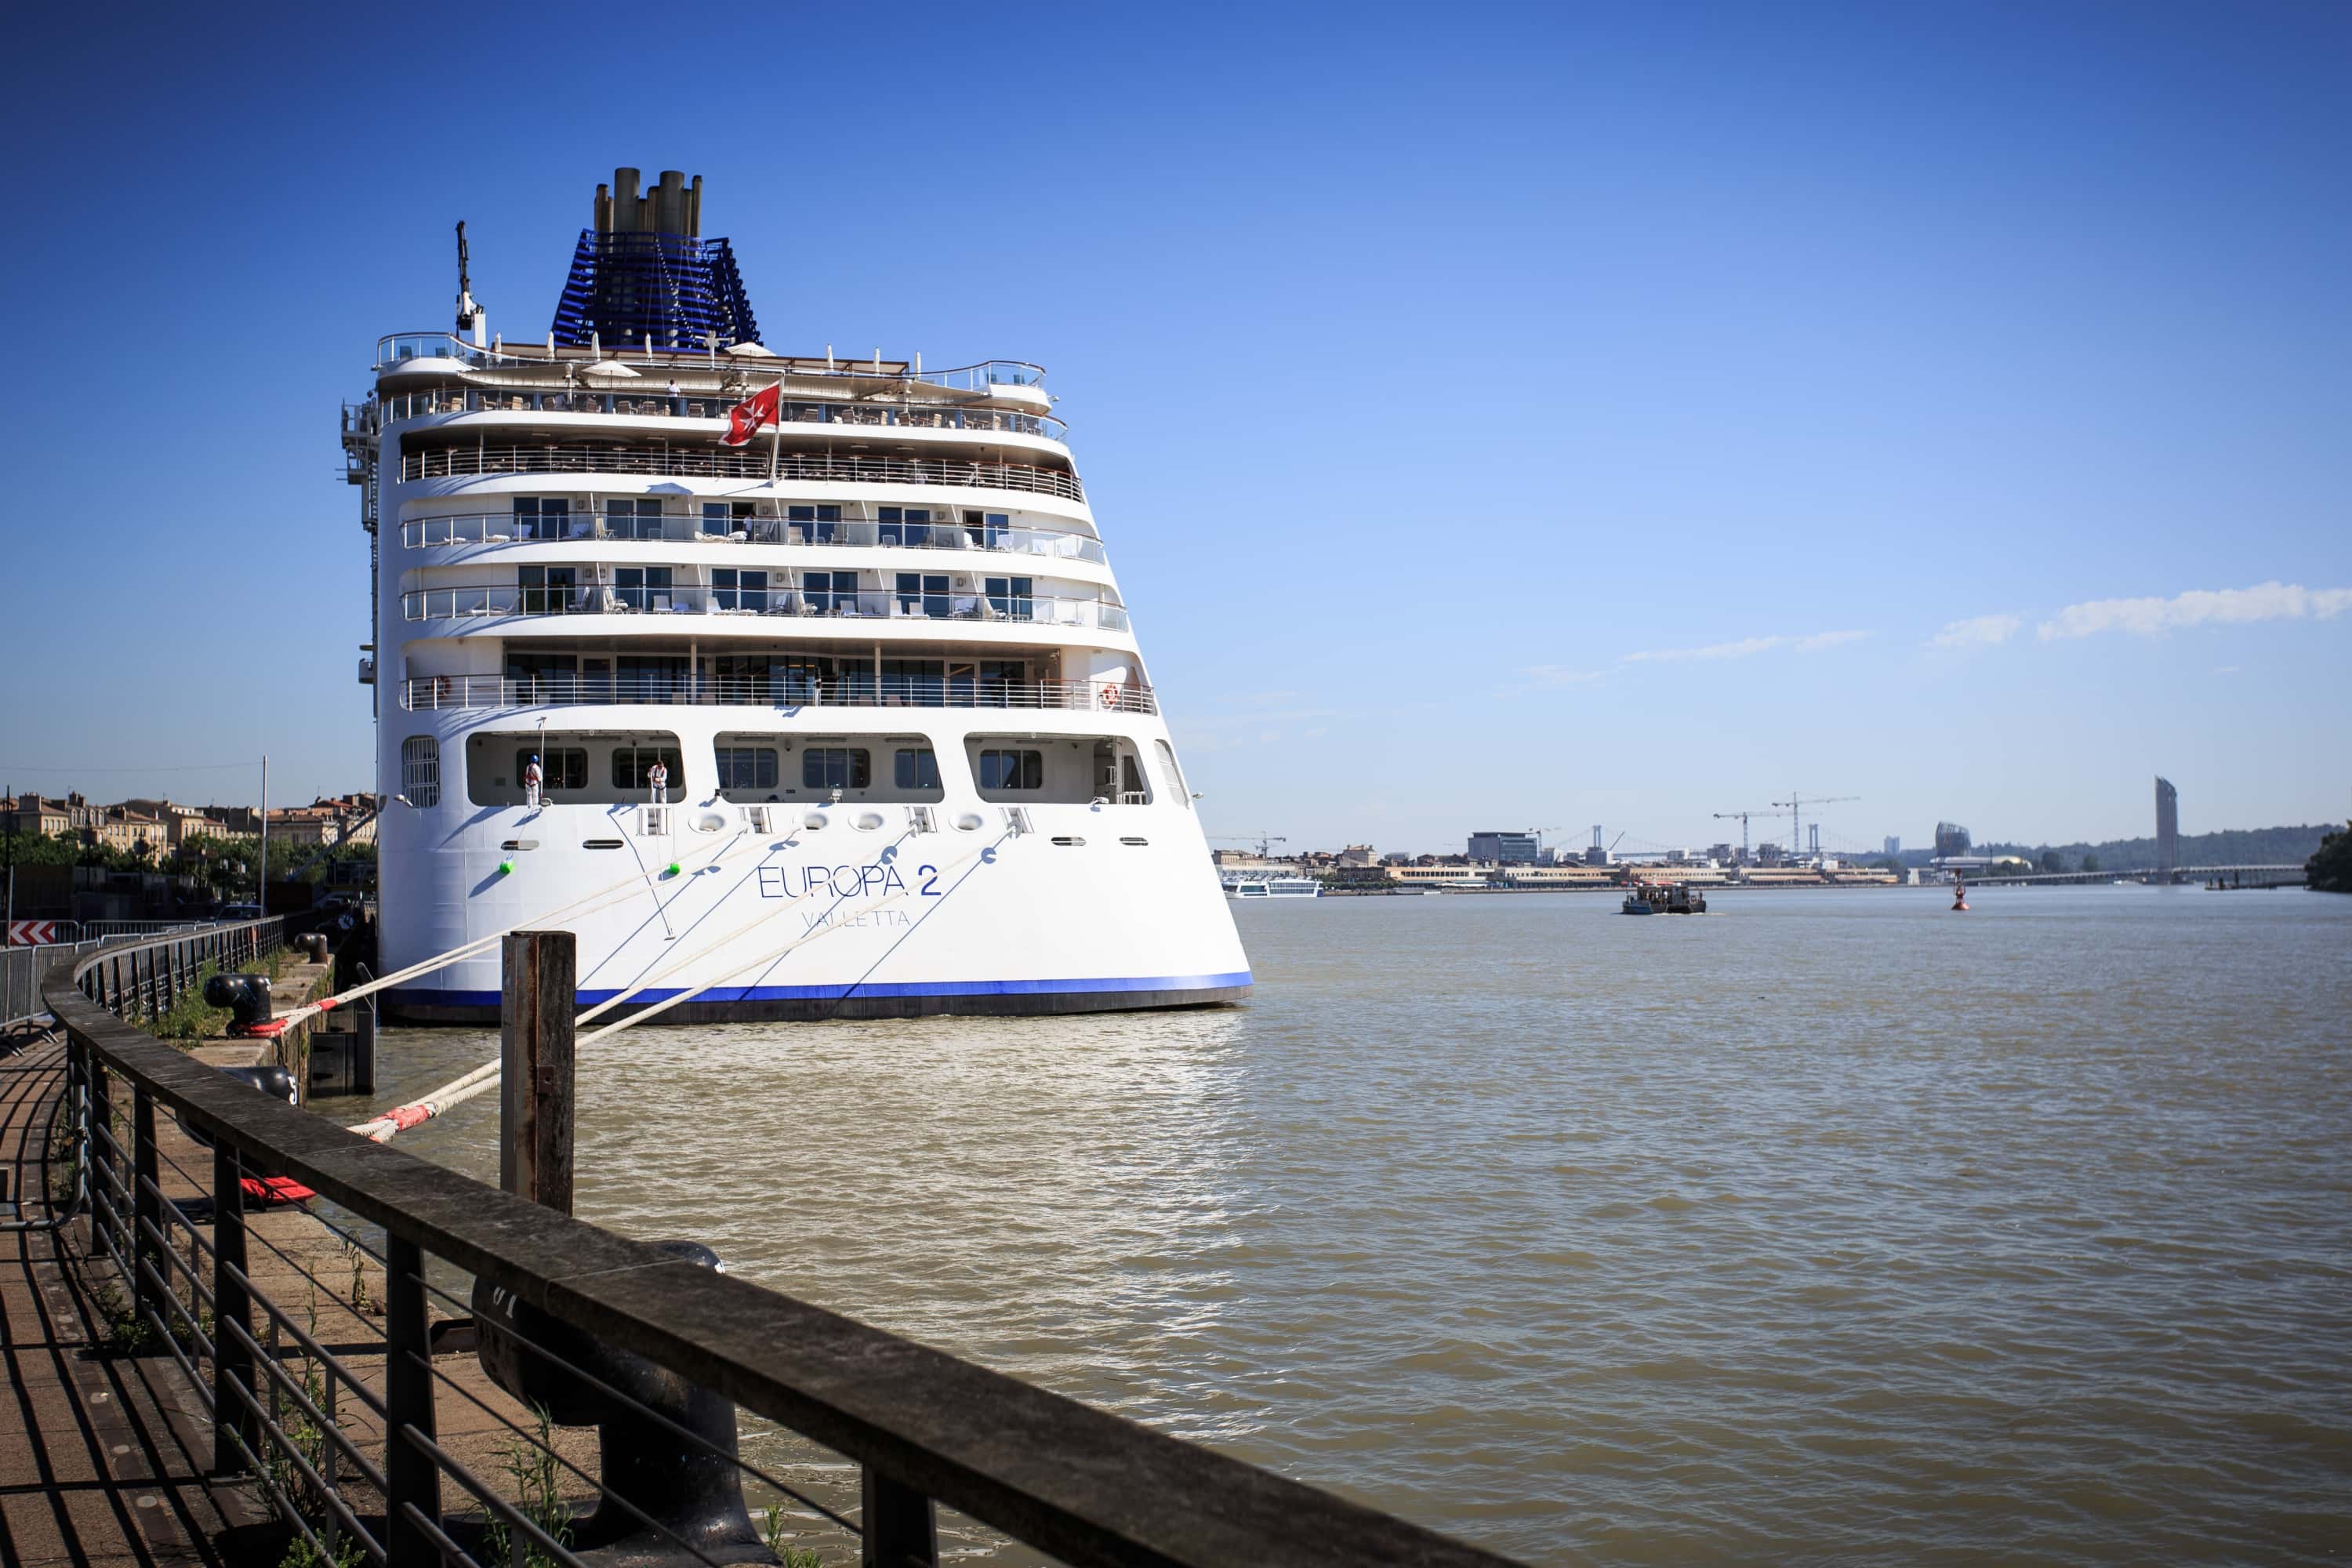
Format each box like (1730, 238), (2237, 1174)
(1098, 683), (1121, 710)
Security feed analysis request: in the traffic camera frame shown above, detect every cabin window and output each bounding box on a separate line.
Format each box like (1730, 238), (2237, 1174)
(518, 564), (579, 614)
(803, 570), (858, 613)
(614, 566), (673, 612)
(702, 501), (755, 537)
(605, 498), (664, 540)
(977, 750), (1043, 791)
(787, 503), (841, 543)
(612, 746), (684, 791)
(803, 748), (871, 791)
(879, 506), (935, 547)
(895, 573), (951, 619)
(713, 569), (769, 612)
(400, 735), (440, 808)
(714, 746), (779, 792)
(512, 497), (571, 541)
(895, 749), (942, 790)
(983, 576), (1033, 620)
(514, 748), (588, 791)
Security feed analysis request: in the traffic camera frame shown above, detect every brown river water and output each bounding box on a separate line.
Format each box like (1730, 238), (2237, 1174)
(351, 885), (2352, 1564)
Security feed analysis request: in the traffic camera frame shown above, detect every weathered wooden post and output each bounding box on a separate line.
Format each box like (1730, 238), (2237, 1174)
(499, 930), (574, 1214)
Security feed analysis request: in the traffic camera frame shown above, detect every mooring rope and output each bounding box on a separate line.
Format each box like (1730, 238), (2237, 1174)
(347, 834), (1000, 1142)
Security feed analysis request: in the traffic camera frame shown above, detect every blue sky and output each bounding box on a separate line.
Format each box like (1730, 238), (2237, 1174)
(2, 2), (2345, 855)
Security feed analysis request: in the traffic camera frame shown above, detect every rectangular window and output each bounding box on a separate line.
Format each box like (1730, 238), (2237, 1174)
(787, 503), (841, 543)
(802, 748), (872, 791)
(702, 501), (755, 538)
(984, 576), (1034, 621)
(804, 570), (856, 614)
(713, 746), (779, 793)
(400, 735), (440, 808)
(978, 750), (1043, 791)
(515, 747), (588, 791)
(615, 566), (674, 612)
(612, 746), (684, 790)
(895, 573), (950, 619)
(712, 569), (770, 612)
(894, 749), (941, 790)
(513, 497), (570, 542)
(616, 655), (689, 702)
(517, 564), (578, 615)
(604, 498), (664, 540)
(878, 506), (935, 548)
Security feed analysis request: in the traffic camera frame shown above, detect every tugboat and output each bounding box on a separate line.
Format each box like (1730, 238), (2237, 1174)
(1621, 881), (1708, 915)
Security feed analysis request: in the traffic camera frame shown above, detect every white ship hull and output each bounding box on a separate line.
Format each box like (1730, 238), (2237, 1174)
(377, 708), (1248, 1022)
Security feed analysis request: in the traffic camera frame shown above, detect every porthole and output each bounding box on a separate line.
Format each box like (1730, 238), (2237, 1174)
(802, 811), (829, 831)
(853, 810), (887, 832)
(953, 811), (985, 833)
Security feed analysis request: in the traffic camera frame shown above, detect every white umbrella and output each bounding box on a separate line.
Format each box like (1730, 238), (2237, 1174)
(579, 360), (641, 379)
(727, 342), (779, 358)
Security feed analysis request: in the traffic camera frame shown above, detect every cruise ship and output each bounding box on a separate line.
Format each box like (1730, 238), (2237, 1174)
(343, 169), (1250, 1022)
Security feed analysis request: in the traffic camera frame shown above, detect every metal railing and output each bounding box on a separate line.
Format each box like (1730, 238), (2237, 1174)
(401, 583), (1130, 630)
(400, 511), (1109, 562)
(38, 930), (1515, 1568)
(400, 444), (1085, 503)
(378, 387), (1069, 442)
(401, 673), (1159, 715)
(375, 332), (1047, 393)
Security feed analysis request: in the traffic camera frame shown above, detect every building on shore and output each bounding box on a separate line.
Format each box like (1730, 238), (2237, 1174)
(2155, 777), (2179, 879)
(1468, 829), (1542, 865)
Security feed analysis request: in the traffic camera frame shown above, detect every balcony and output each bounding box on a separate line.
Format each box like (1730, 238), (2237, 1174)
(377, 387), (1069, 443)
(398, 443), (1085, 503)
(400, 673), (1156, 716)
(400, 582), (1131, 632)
(400, 510), (1108, 564)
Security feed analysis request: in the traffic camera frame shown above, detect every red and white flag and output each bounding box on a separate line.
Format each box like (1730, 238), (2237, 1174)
(723, 382), (782, 446)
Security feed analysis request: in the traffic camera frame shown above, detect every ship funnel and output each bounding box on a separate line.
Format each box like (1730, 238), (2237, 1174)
(554, 169), (755, 352)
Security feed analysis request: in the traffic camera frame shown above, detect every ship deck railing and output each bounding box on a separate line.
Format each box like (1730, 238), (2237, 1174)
(401, 673), (1160, 716)
(398, 444), (1085, 504)
(376, 387), (1068, 443)
(401, 512), (1107, 562)
(375, 332), (1047, 390)
(401, 584), (1130, 631)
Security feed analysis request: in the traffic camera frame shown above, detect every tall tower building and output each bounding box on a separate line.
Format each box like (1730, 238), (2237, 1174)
(2155, 777), (2180, 880)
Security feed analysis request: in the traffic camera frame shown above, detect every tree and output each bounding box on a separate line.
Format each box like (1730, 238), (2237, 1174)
(2039, 849), (2064, 873)
(2310, 822), (2352, 894)
(2082, 853), (2100, 873)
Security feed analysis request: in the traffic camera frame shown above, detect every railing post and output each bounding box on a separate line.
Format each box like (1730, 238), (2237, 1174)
(212, 1142), (258, 1475)
(131, 1087), (159, 1320)
(384, 1233), (441, 1568)
(500, 931), (575, 1215)
(88, 1058), (117, 1256)
(861, 1468), (938, 1568)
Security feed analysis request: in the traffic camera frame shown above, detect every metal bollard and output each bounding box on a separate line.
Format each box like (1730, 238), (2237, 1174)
(472, 1241), (773, 1565)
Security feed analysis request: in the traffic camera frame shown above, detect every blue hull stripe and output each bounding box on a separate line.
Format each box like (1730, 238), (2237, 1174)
(390, 971), (1254, 1008)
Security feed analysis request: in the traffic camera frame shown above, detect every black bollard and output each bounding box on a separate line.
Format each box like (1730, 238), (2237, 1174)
(473, 1241), (773, 1566)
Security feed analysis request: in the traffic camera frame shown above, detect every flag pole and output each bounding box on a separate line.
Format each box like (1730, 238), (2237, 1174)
(766, 378), (783, 489)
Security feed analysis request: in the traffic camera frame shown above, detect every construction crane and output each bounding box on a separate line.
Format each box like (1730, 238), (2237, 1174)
(1713, 810), (1775, 862)
(1772, 794), (1859, 862)
(1210, 833), (1287, 860)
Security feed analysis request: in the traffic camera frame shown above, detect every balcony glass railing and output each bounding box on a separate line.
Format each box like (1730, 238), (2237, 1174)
(373, 333), (1047, 394)
(401, 673), (1155, 715)
(401, 583), (1131, 631)
(399, 511), (1108, 563)
(398, 445), (1085, 503)
(376, 387), (1068, 442)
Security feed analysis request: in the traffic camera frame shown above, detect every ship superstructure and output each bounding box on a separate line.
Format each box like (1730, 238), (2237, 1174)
(342, 169), (1249, 1021)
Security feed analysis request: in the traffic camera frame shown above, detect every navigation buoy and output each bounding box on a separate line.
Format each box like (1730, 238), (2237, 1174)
(1951, 880), (1969, 911)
